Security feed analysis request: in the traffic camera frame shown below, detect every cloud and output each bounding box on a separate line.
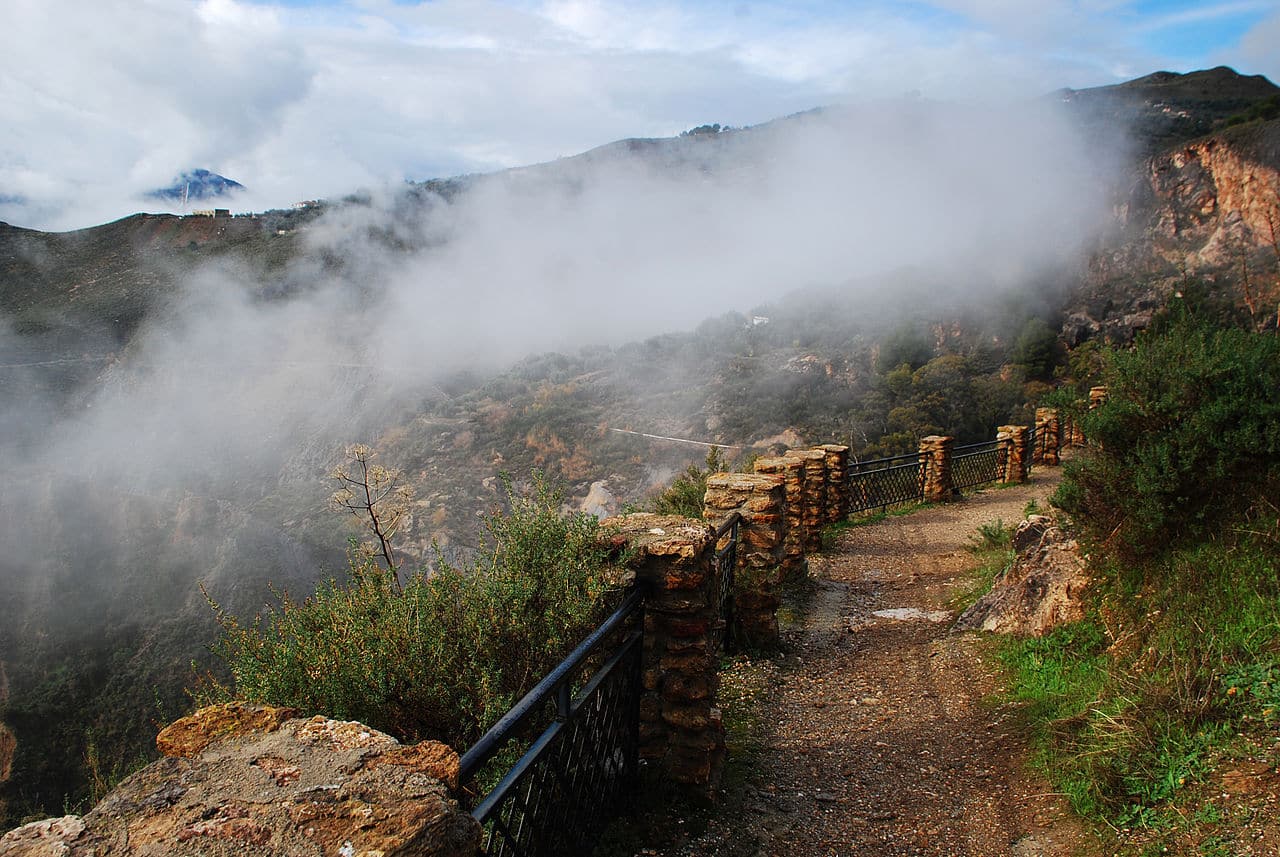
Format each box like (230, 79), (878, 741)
(0, 0), (1268, 231)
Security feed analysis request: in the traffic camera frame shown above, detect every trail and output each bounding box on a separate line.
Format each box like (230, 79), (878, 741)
(647, 469), (1100, 857)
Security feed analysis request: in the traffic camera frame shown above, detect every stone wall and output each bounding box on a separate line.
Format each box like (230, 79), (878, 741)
(997, 425), (1030, 484)
(918, 435), (954, 503)
(703, 473), (787, 648)
(600, 514), (725, 792)
(751, 455), (807, 581)
(789, 449), (829, 552)
(816, 445), (850, 522)
(1034, 407), (1061, 466)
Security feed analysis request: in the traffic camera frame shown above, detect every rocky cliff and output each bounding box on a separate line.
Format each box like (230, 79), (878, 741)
(1068, 111), (1280, 342)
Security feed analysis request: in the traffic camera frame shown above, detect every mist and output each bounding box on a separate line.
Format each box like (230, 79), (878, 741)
(3, 95), (1121, 534)
(0, 93), (1124, 819)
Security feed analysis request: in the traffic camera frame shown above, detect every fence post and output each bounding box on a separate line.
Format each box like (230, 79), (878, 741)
(997, 425), (1030, 484)
(1034, 407), (1061, 465)
(816, 444), (851, 521)
(918, 435), (954, 502)
(599, 514), (724, 793)
(752, 455), (808, 581)
(789, 449), (829, 552)
(703, 473), (787, 648)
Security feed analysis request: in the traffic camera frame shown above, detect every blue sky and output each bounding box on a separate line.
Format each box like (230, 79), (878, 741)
(2, 0), (1277, 230)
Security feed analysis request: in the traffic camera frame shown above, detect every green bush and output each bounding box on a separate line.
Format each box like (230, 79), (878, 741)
(207, 476), (619, 748)
(1054, 316), (1280, 557)
(648, 446), (728, 518)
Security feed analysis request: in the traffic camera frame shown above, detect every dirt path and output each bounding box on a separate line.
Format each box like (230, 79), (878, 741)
(644, 469), (1101, 857)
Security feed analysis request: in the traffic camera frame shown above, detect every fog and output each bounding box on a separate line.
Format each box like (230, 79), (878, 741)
(0, 95), (1124, 816)
(5, 96), (1119, 500)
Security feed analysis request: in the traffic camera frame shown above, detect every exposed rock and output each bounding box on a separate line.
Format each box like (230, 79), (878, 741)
(579, 479), (617, 519)
(0, 703), (479, 857)
(955, 516), (1090, 637)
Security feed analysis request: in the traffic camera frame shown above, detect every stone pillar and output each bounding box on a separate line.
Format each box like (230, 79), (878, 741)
(752, 455), (808, 581)
(918, 435), (954, 503)
(1089, 386), (1109, 410)
(703, 473), (787, 648)
(815, 444), (851, 522)
(1067, 410), (1085, 447)
(997, 424), (1030, 484)
(1034, 407), (1061, 466)
(599, 514), (723, 792)
(788, 449), (829, 552)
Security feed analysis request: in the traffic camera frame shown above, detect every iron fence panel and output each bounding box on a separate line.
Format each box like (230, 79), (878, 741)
(952, 441), (1000, 492)
(473, 629), (643, 857)
(847, 457), (924, 514)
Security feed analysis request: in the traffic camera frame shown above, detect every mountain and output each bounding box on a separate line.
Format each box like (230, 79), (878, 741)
(0, 67), (1278, 825)
(144, 168), (244, 203)
(1055, 65), (1280, 155)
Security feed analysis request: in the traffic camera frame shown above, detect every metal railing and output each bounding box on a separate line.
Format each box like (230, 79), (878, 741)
(951, 439), (1001, 492)
(713, 512), (741, 651)
(846, 451), (925, 514)
(460, 589), (645, 857)
(461, 512), (745, 857)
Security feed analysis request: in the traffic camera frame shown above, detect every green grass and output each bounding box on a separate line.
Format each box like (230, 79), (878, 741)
(995, 535), (1280, 840)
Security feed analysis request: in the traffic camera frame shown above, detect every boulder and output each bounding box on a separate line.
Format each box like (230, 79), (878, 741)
(0, 703), (479, 857)
(955, 515), (1090, 637)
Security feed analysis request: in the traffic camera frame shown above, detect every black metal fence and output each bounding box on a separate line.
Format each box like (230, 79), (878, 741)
(713, 512), (741, 651)
(461, 515), (743, 857)
(846, 451), (925, 514)
(459, 590), (644, 857)
(951, 440), (1001, 492)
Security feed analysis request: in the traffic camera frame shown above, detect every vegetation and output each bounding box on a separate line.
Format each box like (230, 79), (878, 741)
(647, 446), (729, 517)
(998, 316), (1280, 850)
(1054, 313), (1280, 558)
(206, 474), (621, 749)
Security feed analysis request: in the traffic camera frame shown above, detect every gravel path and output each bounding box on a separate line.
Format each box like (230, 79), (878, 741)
(644, 469), (1101, 857)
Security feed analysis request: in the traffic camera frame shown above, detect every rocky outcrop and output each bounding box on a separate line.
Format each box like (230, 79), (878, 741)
(1069, 119), (1280, 343)
(955, 516), (1089, 637)
(0, 703), (478, 857)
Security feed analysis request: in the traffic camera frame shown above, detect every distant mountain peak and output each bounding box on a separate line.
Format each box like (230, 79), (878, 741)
(146, 169), (244, 203)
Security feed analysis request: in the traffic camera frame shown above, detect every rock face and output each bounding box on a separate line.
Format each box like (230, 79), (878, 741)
(955, 516), (1089, 637)
(0, 703), (479, 857)
(1069, 119), (1280, 343)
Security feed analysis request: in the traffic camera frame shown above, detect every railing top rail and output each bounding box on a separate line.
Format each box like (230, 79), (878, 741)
(713, 511), (742, 540)
(953, 440), (1001, 453)
(848, 451), (920, 469)
(457, 586), (645, 783)
(848, 460), (921, 478)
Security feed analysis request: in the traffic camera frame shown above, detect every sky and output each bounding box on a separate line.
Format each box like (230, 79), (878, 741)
(1, 0), (1277, 231)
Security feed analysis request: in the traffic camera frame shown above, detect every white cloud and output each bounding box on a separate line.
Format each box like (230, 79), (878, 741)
(0, 0), (1270, 231)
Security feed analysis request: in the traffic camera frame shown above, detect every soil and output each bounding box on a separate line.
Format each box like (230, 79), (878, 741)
(628, 468), (1103, 857)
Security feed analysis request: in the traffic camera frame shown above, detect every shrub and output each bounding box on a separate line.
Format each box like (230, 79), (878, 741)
(206, 475), (620, 748)
(1054, 316), (1280, 558)
(648, 446), (728, 518)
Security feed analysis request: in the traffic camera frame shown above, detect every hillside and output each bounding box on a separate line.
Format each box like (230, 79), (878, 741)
(0, 66), (1278, 825)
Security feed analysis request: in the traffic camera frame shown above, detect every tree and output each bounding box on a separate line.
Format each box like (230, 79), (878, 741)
(330, 444), (414, 586)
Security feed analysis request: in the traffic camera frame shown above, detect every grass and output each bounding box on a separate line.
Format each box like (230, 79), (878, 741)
(992, 533), (1280, 851)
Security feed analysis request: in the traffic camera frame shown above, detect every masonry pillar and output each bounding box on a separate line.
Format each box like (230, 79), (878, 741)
(789, 449), (829, 552)
(997, 424), (1030, 484)
(1034, 407), (1061, 466)
(815, 444), (851, 522)
(703, 473), (787, 648)
(1089, 386), (1108, 410)
(599, 514), (723, 793)
(918, 435), (954, 503)
(1067, 410), (1085, 447)
(752, 455), (808, 581)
